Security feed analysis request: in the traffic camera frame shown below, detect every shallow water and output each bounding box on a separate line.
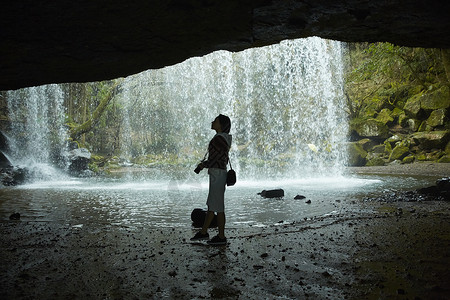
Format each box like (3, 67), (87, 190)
(0, 173), (437, 229)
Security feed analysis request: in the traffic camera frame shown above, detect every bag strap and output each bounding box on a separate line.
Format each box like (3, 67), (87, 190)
(228, 156), (233, 170)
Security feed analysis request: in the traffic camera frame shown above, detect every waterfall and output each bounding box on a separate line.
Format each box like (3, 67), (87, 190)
(5, 84), (68, 179)
(120, 37), (347, 179)
(3, 37), (347, 181)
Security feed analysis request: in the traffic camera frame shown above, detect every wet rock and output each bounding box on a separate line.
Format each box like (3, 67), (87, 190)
(294, 195), (306, 200)
(67, 148), (91, 174)
(389, 140), (410, 162)
(305, 200), (312, 204)
(9, 212), (20, 220)
(346, 141), (368, 166)
(436, 177), (450, 191)
(0, 151), (12, 168)
(258, 189), (284, 198)
(1, 166), (29, 186)
(411, 131), (450, 150)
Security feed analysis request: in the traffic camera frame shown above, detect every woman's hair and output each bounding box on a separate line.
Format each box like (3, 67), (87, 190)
(218, 114), (231, 133)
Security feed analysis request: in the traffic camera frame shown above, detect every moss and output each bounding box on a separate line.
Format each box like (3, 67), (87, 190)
(438, 155), (450, 163)
(404, 92), (423, 117)
(427, 109), (446, 127)
(376, 108), (394, 125)
(416, 154), (427, 161)
(384, 140), (392, 155)
(420, 86), (450, 110)
(402, 155), (415, 164)
(351, 118), (390, 138)
(366, 157), (385, 166)
(347, 142), (368, 166)
(389, 140), (410, 162)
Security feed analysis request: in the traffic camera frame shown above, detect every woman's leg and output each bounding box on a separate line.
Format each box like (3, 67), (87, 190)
(200, 210), (215, 234)
(217, 212), (225, 238)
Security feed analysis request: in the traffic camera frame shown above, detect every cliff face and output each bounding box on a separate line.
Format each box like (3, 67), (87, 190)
(1, 0), (450, 91)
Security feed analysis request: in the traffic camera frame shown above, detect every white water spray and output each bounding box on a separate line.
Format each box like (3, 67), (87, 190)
(5, 84), (68, 180)
(120, 37), (348, 179)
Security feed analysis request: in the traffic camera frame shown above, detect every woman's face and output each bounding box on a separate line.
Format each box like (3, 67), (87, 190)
(211, 117), (222, 132)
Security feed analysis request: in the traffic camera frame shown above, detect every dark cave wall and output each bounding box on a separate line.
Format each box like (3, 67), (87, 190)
(1, 0), (450, 91)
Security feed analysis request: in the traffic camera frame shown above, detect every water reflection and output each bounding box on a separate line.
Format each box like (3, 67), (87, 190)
(0, 175), (437, 228)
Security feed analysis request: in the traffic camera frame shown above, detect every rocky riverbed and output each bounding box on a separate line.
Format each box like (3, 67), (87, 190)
(1, 163), (449, 299)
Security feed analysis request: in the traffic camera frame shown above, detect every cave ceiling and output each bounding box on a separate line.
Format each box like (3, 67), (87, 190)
(1, 0), (450, 91)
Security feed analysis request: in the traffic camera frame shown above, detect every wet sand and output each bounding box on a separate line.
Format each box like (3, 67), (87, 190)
(1, 163), (449, 299)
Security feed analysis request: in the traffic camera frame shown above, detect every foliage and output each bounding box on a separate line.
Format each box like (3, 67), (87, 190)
(345, 42), (446, 120)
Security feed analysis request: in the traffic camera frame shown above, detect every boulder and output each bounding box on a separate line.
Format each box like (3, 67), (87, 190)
(418, 177), (450, 200)
(406, 119), (420, 132)
(438, 155), (450, 163)
(258, 189), (285, 198)
(404, 93), (422, 117)
(389, 140), (410, 162)
(67, 148), (91, 173)
(427, 109), (447, 127)
(376, 108), (394, 125)
(352, 118), (389, 139)
(347, 142), (367, 166)
(371, 144), (386, 154)
(386, 134), (404, 145)
(436, 177), (450, 191)
(366, 157), (385, 166)
(9, 213), (20, 220)
(411, 131), (450, 150)
(0, 131), (8, 152)
(420, 86), (450, 110)
(1, 167), (29, 186)
(402, 155), (415, 164)
(0, 151), (12, 169)
(357, 138), (378, 152)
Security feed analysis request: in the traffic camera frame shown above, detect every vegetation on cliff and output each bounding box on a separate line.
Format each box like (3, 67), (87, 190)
(345, 43), (450, 166)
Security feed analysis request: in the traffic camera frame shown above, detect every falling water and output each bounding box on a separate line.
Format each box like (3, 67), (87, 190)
(119, 37), (348, 179)
(5, 84), (68, 179)
(3, 37), (347, 181)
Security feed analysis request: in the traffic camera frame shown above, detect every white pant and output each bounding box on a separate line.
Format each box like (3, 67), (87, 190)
(206, 168), (227, 212)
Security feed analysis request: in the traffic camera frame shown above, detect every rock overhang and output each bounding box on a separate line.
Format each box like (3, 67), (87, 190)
(1, 0), (450, 91)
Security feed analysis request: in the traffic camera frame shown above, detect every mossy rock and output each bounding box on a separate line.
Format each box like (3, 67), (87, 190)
(402, 155), (415, 164)
(420, 86), (450, 110)
(376, 108), (394, 125)
(427, 109), (447, 127)
(389, 141), (410, 162)
(366, 157), (385, 166)
(372, 144), (385, 153)
(446, 141), (450, 154)
(416, 153), (427, 161)
(411, 130), (450, 150)
(384, 140), (393, 155)
(438, 155), (450, 163)
(404, 92), (423, 117)
(350, 118), (389, 139)
(398, 112), (408, 126)
(386, 134), (404, 145)
(357, 138), (378, 152)
(346, 142), (367, 166)
(405, 119), (420, 131)
(391, 107), (404, 119)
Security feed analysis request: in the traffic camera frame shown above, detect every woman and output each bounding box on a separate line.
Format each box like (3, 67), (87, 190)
(191, 114), (232, 245)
